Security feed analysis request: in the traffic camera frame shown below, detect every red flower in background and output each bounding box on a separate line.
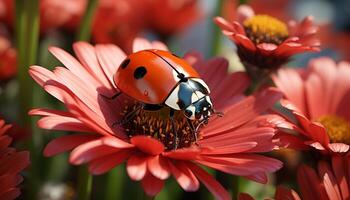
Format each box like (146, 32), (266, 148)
(0, 28), (16, 83)
(0, 0), (86, 33)
(297, 156), (350, 200)
(0, 119), (30, 200)
(145, 0), (201, 38)
(92, 0), (200, 52)
(92, 0), (146, 53)
(29, 38), (283, 199)
(215, 5), (320, 75)
(272, 57), (350, 153)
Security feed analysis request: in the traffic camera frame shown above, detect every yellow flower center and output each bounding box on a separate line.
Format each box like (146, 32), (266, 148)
(316, 115), (350, 144)
(121, 103), (200, 150)
(243, 15), (289, 45)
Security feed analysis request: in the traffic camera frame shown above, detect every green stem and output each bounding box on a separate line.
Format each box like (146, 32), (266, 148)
(15, 0), (40, 199)
(104, 166), (123, 199)
(210, 0), (224, 56)
(76, 0), (99, 41)
(77, 166), (93, 200)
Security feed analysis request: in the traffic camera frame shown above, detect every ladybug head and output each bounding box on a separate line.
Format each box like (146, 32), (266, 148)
(184, 96), (213, 122)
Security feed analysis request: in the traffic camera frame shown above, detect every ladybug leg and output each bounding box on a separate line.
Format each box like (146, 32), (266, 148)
(186, 118), (199, 145)
(99, 91), (122, 100)
(169, 108), (178, 150)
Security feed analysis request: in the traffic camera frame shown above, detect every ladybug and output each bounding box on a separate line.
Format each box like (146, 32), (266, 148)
(112, 49), (217, 147)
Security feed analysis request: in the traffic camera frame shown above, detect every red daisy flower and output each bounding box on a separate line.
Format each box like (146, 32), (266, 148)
(297, 155), (350, 200)
(29, 38), (283, 199)
(0, 34), (16, 84)
(0, 119), (30, 200)
(272, 57), (350, 153)
(214, 5), (320, 75)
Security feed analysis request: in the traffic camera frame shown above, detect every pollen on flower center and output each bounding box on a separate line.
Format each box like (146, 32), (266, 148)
(121, 103), (200, 151)
(316, 115), (350, 144)
(243, 15), (289, 45)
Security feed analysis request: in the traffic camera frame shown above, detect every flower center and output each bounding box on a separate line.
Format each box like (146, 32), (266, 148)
(316, 115), (350, 144)
(243, 15), (289, 45)
(121, 103), (200, 151)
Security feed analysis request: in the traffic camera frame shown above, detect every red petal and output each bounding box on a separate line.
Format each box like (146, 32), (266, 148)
(331, 156), (350, 199)
(188, 163), (231, 200)
(297, 165), (328, 200)
(130, 136), (164, 155)
(43, 134), (100, 157)
(69, 139), (120, 165)
(126, 154), (148, 181)
(147, 156), (170, 180)
(0, 188), (20, 200)
(275, 186), (301, 200)
(141, 172), (164, 197)
(168, 161), (200, 191)
(89, 150), (132, 175)
(318, 161), (342, 200)
(238, 193), (254, 200)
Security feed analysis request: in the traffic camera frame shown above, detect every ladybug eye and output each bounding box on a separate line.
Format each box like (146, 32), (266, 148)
(134, 66), (147, 79)
(120, 59), (130, 69)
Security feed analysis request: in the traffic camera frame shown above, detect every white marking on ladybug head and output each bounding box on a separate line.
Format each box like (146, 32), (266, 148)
(165, 85), (181, 110)
(206, 96), (212, 105)
(191, 93), (199, 103)
(192, 78), (210, 93)
(195, 91), (205, 99)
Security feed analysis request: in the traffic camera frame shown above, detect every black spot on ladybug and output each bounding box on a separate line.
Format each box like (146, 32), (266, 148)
(134, 66), (147, 79)
(120, 58), (130, 69)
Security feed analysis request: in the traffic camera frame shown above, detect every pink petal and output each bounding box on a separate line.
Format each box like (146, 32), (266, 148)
(196, 154), (282, 177)
(101, 136), (134, 149)
(95, 44), (126, 90)
(272, 68), (306, 109)
(43, 134), (100, 157)
(73, 42), (114, 93)
(236, 5), (255, 23)
(331, 156), (349, 199)
(147, 156), (170, 180)
(132, 38), (153, 52)
(318, 161), (342, 200)
(214, 17), (235, 32)
(29, 65), (57, 87)
(168, 161), (200, 192)
(151, 41), (168, 51)
(204, 88), (282, 134)
(49, 46), (103, 92)
(69, 139), (120, 165)
(141, 172), (164, 197)
(328, 143), (349, 153)
(188, 163), (231, 200)
(275, 186), (301, 200)
(130, 136), (164, 155)
(126, 154), (148, 181)
(37, 115), (94, 133)
(88, 150), (132, 175)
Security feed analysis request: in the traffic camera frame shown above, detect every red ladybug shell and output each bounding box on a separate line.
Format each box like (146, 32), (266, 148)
(114, 49), (200, 104)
